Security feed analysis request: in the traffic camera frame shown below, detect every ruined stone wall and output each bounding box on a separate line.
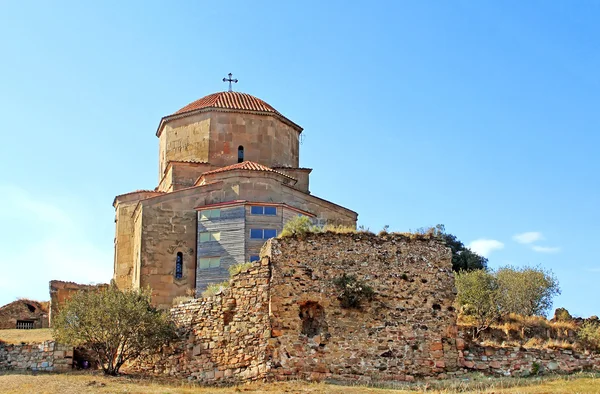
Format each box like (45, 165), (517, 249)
(266, 233), (458, 382)
(459, 339), (600, 376)
(133, 259), (272, 382)
(49, 281), (108, 326)
(132, 232), (458, 384)
(0, 341), (72, 372)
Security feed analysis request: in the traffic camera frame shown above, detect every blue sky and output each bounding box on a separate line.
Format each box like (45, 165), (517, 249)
(0, 1), (598, 317)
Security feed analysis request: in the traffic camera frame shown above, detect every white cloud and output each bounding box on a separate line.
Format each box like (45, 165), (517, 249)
(513, 232), (544, 244)
(0, 185), (112, 306)
(468, 239), (505, 258)
(531, 245), (561, 254)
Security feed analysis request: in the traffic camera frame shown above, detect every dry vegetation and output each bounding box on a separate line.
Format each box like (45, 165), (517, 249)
(0, 329), (53, 344)
(0, 372), (599, 394)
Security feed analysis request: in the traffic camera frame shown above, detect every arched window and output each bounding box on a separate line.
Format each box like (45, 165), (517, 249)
(175, 252), (183, 279)
(238, 145), (244, 163)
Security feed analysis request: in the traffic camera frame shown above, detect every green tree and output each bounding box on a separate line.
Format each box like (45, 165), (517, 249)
(455, 269), (500, 337)
(495, 265), (561, 317)
(422, 224), (488, 272)
(53, 283), (176, 375)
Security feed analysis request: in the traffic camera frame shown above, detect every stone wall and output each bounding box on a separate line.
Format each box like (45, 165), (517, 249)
(0, 341), (72, 372)
(132, 232), (459, 383)
(49, 281), (108, 326)
(459, 339), (600, 376)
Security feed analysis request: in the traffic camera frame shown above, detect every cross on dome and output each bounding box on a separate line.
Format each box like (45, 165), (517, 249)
(222, 73), (238, 92)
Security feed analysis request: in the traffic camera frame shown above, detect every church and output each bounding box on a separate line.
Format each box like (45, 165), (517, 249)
(113, 76), (357, 308)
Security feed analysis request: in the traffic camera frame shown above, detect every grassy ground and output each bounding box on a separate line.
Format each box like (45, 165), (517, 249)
(0, 372), (598, 394)
(0, 329), (53, 344)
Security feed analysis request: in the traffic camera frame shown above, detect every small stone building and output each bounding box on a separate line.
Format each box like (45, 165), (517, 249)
(48, 281), (108, 326)
(0, 300), (49, 330)
(113, 88), (357, 308)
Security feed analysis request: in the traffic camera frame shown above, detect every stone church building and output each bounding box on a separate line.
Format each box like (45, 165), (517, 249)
(113, 86), (357, 308)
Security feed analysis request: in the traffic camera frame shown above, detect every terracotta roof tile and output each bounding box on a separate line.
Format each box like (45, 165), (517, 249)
(174, 91), (281, 116)
(201, 161), (295, 180)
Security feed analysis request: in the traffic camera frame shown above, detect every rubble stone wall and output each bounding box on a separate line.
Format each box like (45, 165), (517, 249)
(0, 341), (72, 372)
(459, 339), (600, 376)
(133, 232), (459, 384)
(49, 281), (108, 326)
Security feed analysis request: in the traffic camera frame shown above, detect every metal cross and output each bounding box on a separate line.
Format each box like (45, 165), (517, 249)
(222, 73), (238, 92)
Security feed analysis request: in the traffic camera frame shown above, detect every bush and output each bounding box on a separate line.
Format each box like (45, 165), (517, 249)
(279, 216), (320, 238)
(495, 265), (560, 317)
(201, 281), (229, 298)
(229, 262), (253, 277)
(52, 282), (176, 376)
(455, 269), (500, 338)
(578, 321), (600, 351)
(332, 274), (374, 308)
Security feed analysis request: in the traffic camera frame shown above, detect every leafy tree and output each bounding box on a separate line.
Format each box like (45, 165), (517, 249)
(455, 269), (500, 337)
(420, 224), (488, 272)
(495, 265), (561, 317)
(53, 282), (176, 375)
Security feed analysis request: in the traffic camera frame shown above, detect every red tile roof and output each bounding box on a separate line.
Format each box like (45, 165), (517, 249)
(173, 91), (281, 116)
(200, 161), (296, 180)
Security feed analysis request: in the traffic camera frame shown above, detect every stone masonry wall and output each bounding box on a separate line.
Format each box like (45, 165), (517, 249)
(132, 232), (458, 384)
(459, 339), (600, 376)
(266, 233), (459, 382)
(0, 341), (73, 372)
(133, 258), (272, 382)
(49, 281), (108, 326)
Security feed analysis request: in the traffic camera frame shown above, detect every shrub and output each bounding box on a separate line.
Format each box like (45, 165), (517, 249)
(455, 269), (500, 338)
(578, 321), (600, 351)
(279, 216), (319, 238)
(229, 262), (253, 277)
(52, 282), (176, 376)
(201, 281), (229, 298)
(495, 265), (560, 317)
(332, 274), (374, 308)
(322, 224), (357, 234)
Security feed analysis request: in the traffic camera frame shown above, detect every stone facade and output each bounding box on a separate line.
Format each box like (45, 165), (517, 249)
(132, 232), (460, 383)
(0, 341), (73, 372)
(113, 91), (357, 308)
(49, 281), (108, 326)
(0, 300), (49, 330)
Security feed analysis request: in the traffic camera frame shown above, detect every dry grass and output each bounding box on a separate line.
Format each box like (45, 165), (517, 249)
(0, 372), (599, 394)
(0, 329), (53, 344)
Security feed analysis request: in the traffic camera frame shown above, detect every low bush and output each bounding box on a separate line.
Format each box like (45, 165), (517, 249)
(332, 274), (374, 308)
(201, 281), (229, 298)
(229, 262), (253, 277)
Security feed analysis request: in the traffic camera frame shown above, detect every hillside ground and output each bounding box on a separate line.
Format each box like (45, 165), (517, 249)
(0, 372), (598, 394)
(0, 329), (53, 344)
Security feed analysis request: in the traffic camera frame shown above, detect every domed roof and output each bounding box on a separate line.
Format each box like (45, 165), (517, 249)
(173, 91), (281, 116)
(157, 91), (302, 136)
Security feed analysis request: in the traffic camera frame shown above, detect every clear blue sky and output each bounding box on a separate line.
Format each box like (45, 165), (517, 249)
(0, 1), (598, 317)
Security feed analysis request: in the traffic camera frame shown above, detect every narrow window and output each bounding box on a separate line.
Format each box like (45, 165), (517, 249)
(175, 252), (183, 279)
(238, 145), (244, 163)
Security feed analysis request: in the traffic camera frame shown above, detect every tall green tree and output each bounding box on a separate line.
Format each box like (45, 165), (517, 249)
(53, 282), (176, 375)
(455, 269), (500, 337)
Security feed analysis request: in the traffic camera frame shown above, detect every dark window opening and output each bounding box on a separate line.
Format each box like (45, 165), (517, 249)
(24, 303), (36, 313)
(238, 145), (244, 163)
(16, 320), (34, 330)
(299, 301), (327, 338)
(175, 252), (183, 279)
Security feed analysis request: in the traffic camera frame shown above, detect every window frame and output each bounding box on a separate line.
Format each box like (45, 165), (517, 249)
(250, 205), (277, 216)
(199, 209), (221, 221)
(249, 228), (277, 240)
(199, 256), (221, 270)
(175, 252), (183, 279)
(199, 231), (221, 242)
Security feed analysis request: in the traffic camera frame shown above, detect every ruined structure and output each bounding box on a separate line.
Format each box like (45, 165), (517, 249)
(113, 86), (357, 308)
(0, 300), (49, 330)
(49, 281), (108, 325)
(133, 232), (460, 383)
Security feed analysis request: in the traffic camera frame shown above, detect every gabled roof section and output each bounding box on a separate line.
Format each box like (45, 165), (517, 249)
(156, 91), (303, 137)
(196, 161), (297, 185)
